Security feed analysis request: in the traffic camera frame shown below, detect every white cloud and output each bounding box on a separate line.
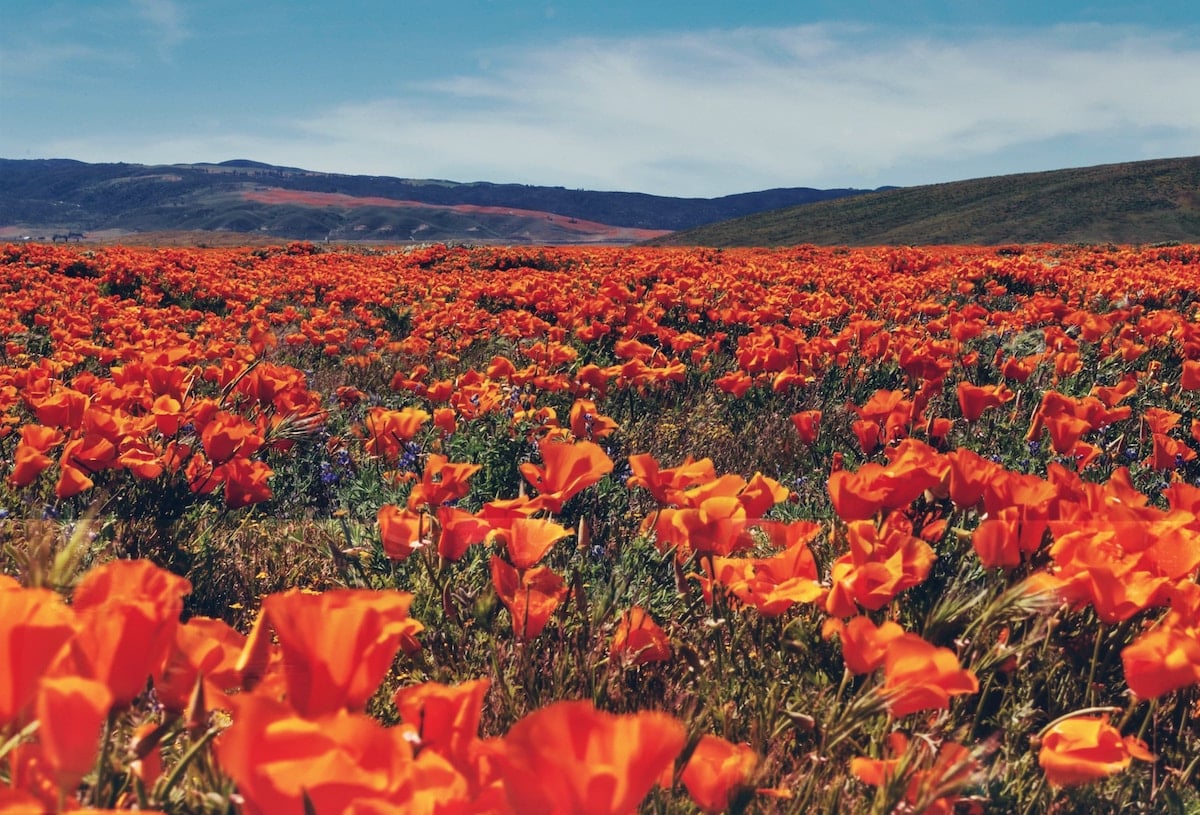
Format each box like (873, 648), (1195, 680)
(28, 23), (1200, 196)
(1, 0), (187, 85)
(131, 0), (188, 57)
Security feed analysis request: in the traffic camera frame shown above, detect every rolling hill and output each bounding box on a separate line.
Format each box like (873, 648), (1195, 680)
(654, 156), (1200, 247)
(0, 158), (880, 245)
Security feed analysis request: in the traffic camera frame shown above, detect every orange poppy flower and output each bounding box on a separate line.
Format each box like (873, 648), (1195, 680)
(117, 436), (165, 480)
(714, 370), (754, 397)
(1042, 412), (1092, 455)
(851, 418), (883, 456)
(30, 387), (88, 430)
(1121, 623), (1200, 699)
(679, 735), (759, 814)
(1182, 359), (1200, 391)
(626, 453), (717, 506)
(378, 504), (429, 561)
(1046, 519), (1174, 623)
(199, 410), (263, 463)
(983, 480), (1061, 550)
(574, 362), (612, 400)
(34, 676), (114, 789)
(216, 693), (417, 815)
(971, 504), (1051, 569)
(569, 398), (619, 441)
(257, 587), (424, 716)
(393, 678), (490, 777)
(707, 525), (824, 616)
(432, 406), (457, 435)
(155, 615), (247, 714)
(942, 448), (1000, 510)
(1038, 716), (1154, 788)
(879, 439), (949, 499)
(8, 424), (64, 487)
(490, 557), (568, 640)
(826, 445), (943, 524)
(491, 516), (573, 570)
(849, 731), (906, 787)
(1144, 432), (1197, 471)
(881, 634), (978, 717)
(363, 406), (431, 462)
(737, 472), (789, 518)
(496, 700), (686, 815)
(1143, 406), (1182, 435)
(825, 516), (935, 616)
(0, 788), (59, 814)
(999, 353), (1038, 382)
(435, 505), (492, 562)
(610, 606), (672, 666)
(406, 454), (481, 511)
(0, 584), (77, 726)
(826, 464), (890, 522)
(789, 409), (822, 445)
(1118, 583), (1200, 696)
(822, 615), (907, 675)
(1089, 373), (1138, 407)
(218, 456), (274, 508)
(956, 381), (1013, 422)
(54, 440), (95, 498)
(851, 732), (978, 815)
(68, 559), (191, 706)
(652, 496), (753, 560)
(519, 439), (614, 513)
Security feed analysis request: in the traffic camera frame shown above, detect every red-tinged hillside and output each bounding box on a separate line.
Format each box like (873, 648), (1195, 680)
(239, 187), (670, 243)
(0, 158), (879, 245)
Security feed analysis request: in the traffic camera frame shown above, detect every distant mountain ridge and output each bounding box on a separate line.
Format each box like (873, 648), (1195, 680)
(654, 156), (1200, 247)
(0, 158), (884, 244)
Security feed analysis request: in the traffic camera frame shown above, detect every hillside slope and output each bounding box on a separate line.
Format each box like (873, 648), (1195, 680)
(654, 156), (1200, 247)
(0, 159), (880, 244)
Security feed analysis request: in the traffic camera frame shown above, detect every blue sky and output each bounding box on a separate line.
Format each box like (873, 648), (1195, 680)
(2, 1), (1199, 197)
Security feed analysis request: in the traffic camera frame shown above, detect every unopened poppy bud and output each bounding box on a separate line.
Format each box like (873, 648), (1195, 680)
(184, 672), (208, 735)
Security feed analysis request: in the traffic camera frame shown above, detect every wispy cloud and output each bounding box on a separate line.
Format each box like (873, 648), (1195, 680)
(30, 23), (1200, 196)
(0, 41), (107, 82)
(131, 0), (188, 58)
(1, 0), (188, 88)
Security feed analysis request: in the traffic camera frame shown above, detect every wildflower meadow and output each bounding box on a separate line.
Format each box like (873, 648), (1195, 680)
(2, 240), (1199, 813)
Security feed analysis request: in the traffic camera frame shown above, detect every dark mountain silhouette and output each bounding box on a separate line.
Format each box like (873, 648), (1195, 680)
(0, 158), (883, 244)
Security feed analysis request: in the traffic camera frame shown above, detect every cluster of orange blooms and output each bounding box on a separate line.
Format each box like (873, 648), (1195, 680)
(2, 558), (766, 813)
(2, 552), (776, 814)
(4, 240), (1200, 811)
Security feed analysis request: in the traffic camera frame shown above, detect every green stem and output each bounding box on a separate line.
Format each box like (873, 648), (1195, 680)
(0, 719), (40, 762)
(90, 707), (118, 808)
(818, 667), (854, 752)
(1019, 776), (1048, 815)
(1036, 705), (1123, 738)
(1084, 622), (1106, 707)
(156, 725), (222, 806)
(969, 671), (996, 738)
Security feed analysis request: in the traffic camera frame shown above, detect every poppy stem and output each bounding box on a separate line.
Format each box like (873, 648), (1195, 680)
(1018, 775), (1048, 815)
(157, 724), (222, 806)
(1035, 706), (1123, 739)
(969, 671), (996, 738)
(90, 707), (118, 807)
(819, 668), (854, 753)
(0, 719), (39, 763)
(1084, 622), (1106, 707)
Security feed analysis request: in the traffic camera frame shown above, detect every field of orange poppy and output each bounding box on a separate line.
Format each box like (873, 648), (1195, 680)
(2, 240), (1199, 813)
